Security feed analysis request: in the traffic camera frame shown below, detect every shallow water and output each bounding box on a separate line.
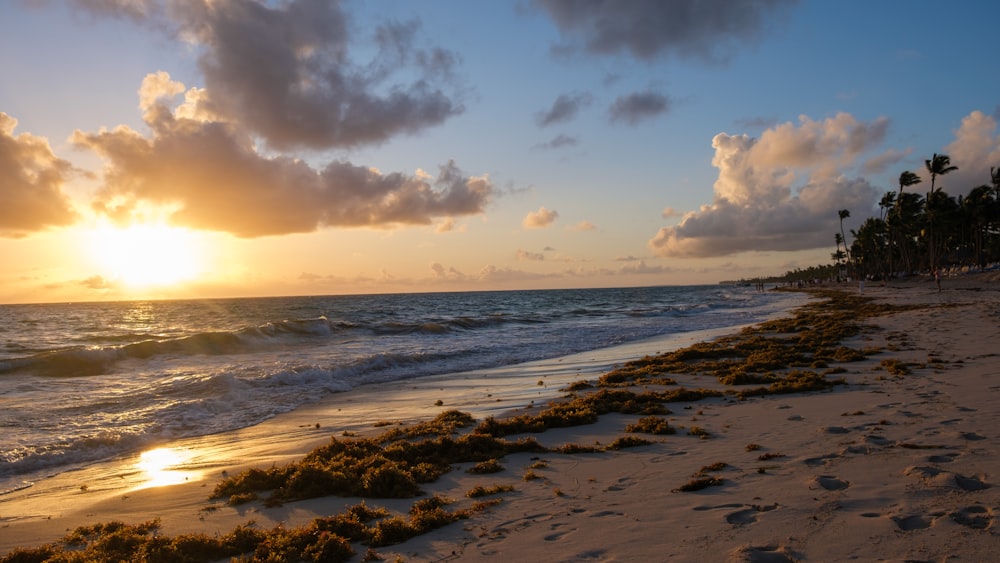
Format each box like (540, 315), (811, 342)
(0, 285), (805, 492)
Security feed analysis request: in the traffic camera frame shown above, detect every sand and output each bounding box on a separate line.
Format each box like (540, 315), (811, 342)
(2, 273), (998, 561)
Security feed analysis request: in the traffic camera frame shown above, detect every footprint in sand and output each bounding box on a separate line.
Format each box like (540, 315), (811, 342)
(724, 503), (780, 526)
(891, 514), (935, 531)
(951, 505), (993, 529)
(926, 452), (959, 463)
(812, 475), (850, 491)
(954, 474), (991, 491)
(803, 453), (840, 467)
(605, 476), (632, 492)
(904, 466), (990, 491)
(727, 544), (796, 563)
(960, 431), (987, 441)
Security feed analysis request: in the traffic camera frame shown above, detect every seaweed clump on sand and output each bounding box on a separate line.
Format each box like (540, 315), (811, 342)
(596, 289), (909, 392)
(0, 498), (478, 563)
(212, 410), (545, 507)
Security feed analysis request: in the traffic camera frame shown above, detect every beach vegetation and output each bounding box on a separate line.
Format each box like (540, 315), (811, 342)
(523, 469), (541, 481)
(745, 443), (763, 451)
(625, 415), (676, 435)
(0, 498), (485, 562)
(688, 426), (711, 439)
(673, 477), (725, 492)
(467, 458), (504, 474)
(605, 436), (654, 450)
(879, 358), (912, 375)
(757, 452), (786, 461)
(696, 462), (729, 476)
(467, 484), (515, 497)
(563, 380), (594, 391)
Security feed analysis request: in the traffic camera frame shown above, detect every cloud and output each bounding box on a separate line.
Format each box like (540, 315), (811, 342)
(522, 206), (559, 228)
(568, 220), (597, 231)
(609, 90), (670, 125)
(535, 134), (579, 150)
(649, 113), (885, 258)
(940, 111), (1000, 193)
(72, 73), (493, 237)
(79, 274), (117, 290)
(862, 148), (910, 176)
(536, 92), (592, 126)
(0, 112), (78, 237)
(534, 0), (797, 63)
(516, 249), (546, 261)
(69, 0), (162, 22)
(661, 207), (682, 219)
(73, 0), (464, 151)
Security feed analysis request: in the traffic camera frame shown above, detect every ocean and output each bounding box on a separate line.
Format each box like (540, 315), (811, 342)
(0, 285), (802, 494)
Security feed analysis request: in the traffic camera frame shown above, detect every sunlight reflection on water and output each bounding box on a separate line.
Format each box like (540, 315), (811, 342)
(134, 447), (200, 489)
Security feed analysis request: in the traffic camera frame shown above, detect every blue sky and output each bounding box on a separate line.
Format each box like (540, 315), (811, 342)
(1, 0), (999, 303)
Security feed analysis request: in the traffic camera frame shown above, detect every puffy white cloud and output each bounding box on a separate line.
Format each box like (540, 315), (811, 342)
(567, 220), (597, 231)
(534, 0), (797, 63)
(649, 113), (884, 257)
(0, 112), (77, 237)
(72, 73), (493, 237)
(522, 206), (559, 228)
(941, 111), (1000, 192)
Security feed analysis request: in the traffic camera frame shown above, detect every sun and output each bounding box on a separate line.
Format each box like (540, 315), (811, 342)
(90, 222), (204, 288)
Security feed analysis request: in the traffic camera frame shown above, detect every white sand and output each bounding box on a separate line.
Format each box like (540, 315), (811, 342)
(2, 276), (998, 561)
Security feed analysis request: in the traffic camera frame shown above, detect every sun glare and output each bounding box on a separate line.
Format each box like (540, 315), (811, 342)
(135, 447), (199, 489)
(90, 223), (204, 288)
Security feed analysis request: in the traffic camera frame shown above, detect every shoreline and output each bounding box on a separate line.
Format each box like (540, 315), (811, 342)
(4, 276), (998, 560)
(0, 301), (806, 555)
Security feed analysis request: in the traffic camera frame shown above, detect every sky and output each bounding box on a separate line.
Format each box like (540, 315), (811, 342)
(2, 0), (999, 304)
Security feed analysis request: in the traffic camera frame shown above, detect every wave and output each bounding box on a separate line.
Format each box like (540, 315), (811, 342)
(0, 311), (553, 378)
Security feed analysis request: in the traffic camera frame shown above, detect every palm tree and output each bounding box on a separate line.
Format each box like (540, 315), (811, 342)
(895, 171), (922, 275)
(838, 209), (851, 276)
(924, 154), (958, 270)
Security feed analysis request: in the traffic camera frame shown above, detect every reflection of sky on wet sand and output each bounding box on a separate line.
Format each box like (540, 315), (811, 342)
(134, 447), (201, 490)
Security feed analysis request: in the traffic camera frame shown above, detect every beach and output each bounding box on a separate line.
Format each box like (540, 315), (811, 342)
(3, 274), (999, 561)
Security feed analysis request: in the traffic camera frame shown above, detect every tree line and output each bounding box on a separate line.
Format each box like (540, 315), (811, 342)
(775, 154), (1000, 284)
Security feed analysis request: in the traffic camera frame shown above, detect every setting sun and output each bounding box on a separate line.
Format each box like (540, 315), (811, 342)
(89, 223), (204, 288)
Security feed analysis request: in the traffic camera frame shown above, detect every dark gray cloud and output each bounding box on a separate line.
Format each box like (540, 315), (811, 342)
(0, 112), (77, 237)
(536, 92), (592, 126)
(71, 77), (493, 237)
(535, 0), (797, 63)
(70, 0), (465, 151)
(608, 90), (670, 125)
(535, 134), (578, 150)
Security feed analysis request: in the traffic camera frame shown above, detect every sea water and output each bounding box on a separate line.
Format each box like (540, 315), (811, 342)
(0, 285), (803, 493)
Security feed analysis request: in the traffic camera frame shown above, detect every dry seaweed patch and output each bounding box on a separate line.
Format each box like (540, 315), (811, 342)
(625, 415), (676, 435)
(467, 484), (515, 498)
(673, 477), (725, 493)
(1, 497), (479, 563)
(598, 290), (912, 388)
